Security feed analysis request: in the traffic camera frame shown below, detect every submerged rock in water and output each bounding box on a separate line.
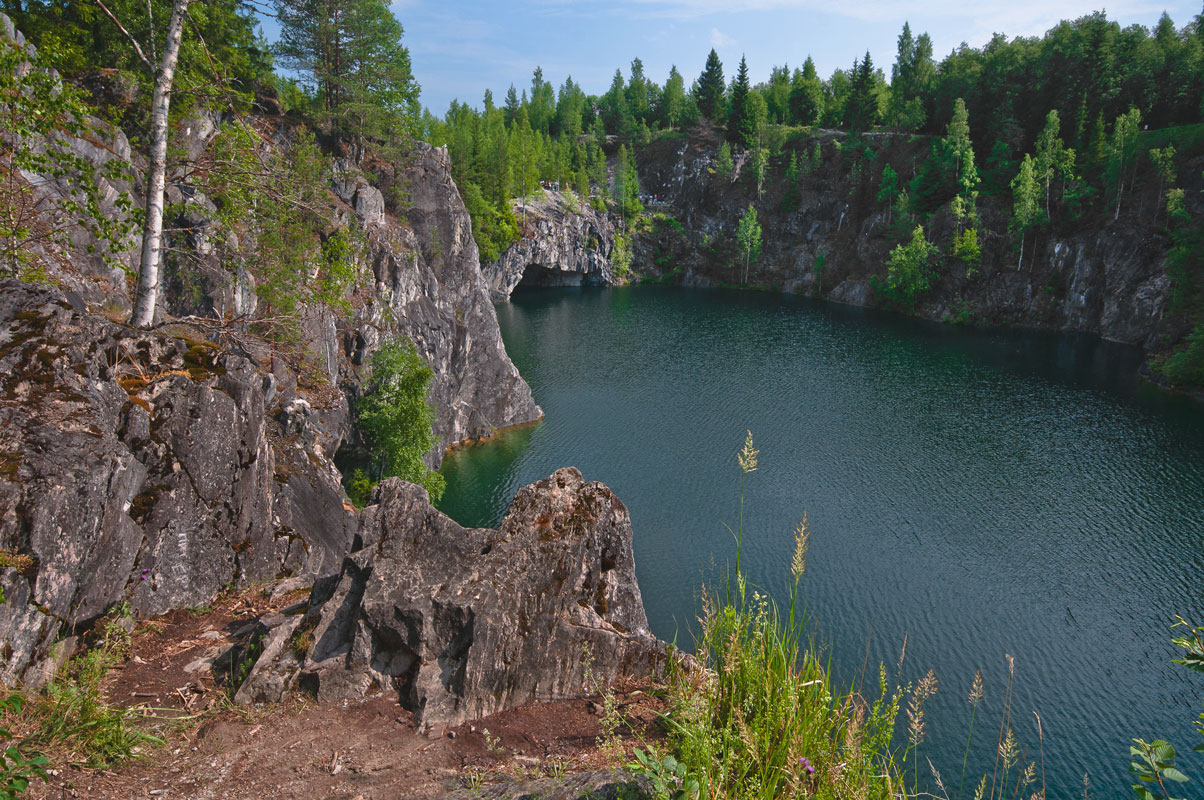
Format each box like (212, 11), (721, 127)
(240, 467), (666, 728)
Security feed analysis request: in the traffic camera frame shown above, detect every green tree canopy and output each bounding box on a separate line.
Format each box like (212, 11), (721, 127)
(273, 0), (419, 140)
(735, 204), (762, 283)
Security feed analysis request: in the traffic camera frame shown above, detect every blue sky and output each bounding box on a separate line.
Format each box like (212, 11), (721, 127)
(308, 1), (1204, 115)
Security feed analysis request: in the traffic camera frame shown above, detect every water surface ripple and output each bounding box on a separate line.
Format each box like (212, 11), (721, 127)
(438, 287), (1204, 798)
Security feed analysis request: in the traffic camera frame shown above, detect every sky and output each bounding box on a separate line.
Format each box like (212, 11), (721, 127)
(279, 1), (1204, 115)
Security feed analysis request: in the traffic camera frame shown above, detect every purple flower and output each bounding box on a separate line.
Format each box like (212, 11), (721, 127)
(799, 757), (814, 776)
(140, 568), (149, 581)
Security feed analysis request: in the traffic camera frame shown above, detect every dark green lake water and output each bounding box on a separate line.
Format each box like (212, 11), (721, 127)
(438, 286), (1204, 799)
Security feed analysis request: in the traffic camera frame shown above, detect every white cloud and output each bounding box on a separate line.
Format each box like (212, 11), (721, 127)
(710, 27), (735, 47)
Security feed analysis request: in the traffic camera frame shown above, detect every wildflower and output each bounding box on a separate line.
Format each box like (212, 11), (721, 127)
(799, 756), (814, 775)
(140, 568), (149, 581)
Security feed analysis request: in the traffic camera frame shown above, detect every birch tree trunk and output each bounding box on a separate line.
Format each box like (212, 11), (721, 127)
(129, 0), (191, 328)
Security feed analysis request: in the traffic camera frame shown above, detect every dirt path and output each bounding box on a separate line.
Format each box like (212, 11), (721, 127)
(24, 589), (665, 800)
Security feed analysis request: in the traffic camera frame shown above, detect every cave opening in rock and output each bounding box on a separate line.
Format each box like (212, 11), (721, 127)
(516, 263), (587, 289)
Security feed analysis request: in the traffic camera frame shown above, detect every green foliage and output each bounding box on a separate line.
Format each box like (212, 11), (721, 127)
(0, 31), (136, 279)
(843, 51), (880, 134)
(346, 467), (374, 508)
(2, 0), (272, 126)
(713, 143), (734, 181)
(749, 146), (768, 196)
(1, 694), (48, 800)
(696, 49), (726, 122)
(727, 57), (766, 150)
(1128, 618), (1204, 800)
(613, 145), (643, 222)
(875, 225), (936, 308)
(629, 748), (701, 800)
(1130, 739), (1190, 800)
(273, 0), (420, 141)
(1108, 107), (1143, 218)
(461, 181), (519, 263)
(659, 433), (903, 800)
(952, 227), (981, 268)
(735, 205), (762, 284)
(205, 124), (360, 340)
(611, 230), (632, 279)
(1160, 324), (1204, 387)
(1010, 155), (1041, 269)
(355, 338), (445, 501)
(24, 607), (158, 767)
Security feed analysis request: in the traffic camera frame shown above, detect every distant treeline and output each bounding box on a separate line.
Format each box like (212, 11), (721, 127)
(418, 10), (1203, 246)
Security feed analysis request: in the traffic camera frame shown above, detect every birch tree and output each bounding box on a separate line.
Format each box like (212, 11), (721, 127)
(128, 0), (191, 328)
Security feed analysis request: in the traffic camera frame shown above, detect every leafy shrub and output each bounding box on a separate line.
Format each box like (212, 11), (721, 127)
(354, 338), (445, 501)
(1160, 324), (1204, 388)
(872, 225), (936, 309)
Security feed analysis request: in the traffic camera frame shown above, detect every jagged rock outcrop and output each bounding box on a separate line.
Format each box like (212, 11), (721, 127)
(238, 468), (666, 729)
(483, 191), (618, 302)
(0, 281), (353, 686)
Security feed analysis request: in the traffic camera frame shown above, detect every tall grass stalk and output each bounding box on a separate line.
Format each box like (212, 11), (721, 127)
(958, 669), (985, 800)
(660, 432), (904, 800)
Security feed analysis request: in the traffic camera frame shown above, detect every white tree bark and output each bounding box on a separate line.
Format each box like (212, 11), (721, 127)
(129, 0), (191, 328)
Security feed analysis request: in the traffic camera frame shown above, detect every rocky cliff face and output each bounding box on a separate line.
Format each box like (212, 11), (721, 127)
(482, 192), (618, 301)
(0, 281), (353, 686)
(332, 145), (542, 453)
(630, 130), (1200, 353)
(0, 15), (545, 685)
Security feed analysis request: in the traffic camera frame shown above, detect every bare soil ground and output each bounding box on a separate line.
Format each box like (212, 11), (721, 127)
(23, 588), (667, 800)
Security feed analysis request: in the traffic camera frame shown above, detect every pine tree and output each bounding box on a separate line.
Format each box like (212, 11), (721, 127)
(273, 0), (419, 140)
(788, 58), (824, 125)
(727, 55), (760, 149)
(696, 48), (726, 121)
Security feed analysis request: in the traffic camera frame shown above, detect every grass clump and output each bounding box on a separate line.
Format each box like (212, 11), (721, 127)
(20, 606), (161, 768)
(645, 432), (904, 800)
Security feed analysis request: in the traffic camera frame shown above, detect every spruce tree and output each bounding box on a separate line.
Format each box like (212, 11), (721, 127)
(696, 48), (726, 121)
(843, 52), (879, 134)
(727, 55), (757, 149)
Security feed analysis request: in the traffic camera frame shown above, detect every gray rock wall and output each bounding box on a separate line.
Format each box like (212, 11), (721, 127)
(483, 192), (618, 302)
(631, 132), (1194, 352)
(0, 281), (353, 686)
(1, 14), (544, 683)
